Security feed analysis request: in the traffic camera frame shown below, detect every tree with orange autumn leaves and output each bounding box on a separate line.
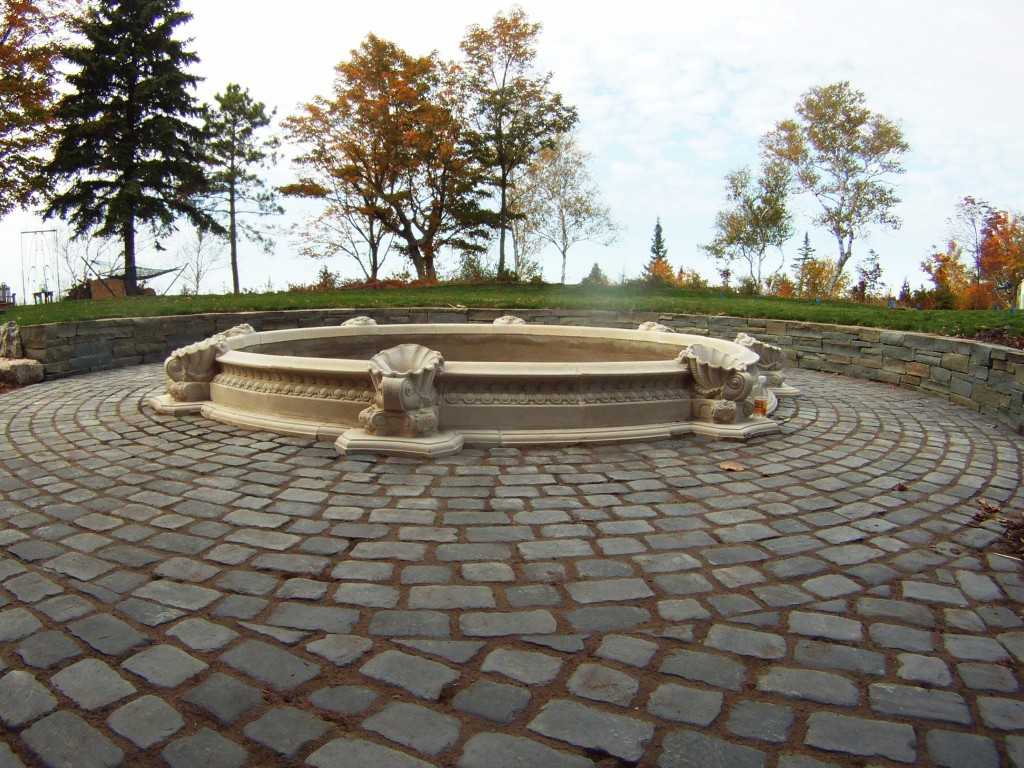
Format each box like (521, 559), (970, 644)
(283, 35), (493, 283)
(921, 241), (971, 307)
(978, 210), (1024, 304)
(0, 0), (77, 217)
(922, 198), (1024, 308)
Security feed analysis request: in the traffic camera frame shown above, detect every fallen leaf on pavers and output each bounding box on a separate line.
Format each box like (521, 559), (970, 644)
(979, 499), (1002, 513)
(719, 462), (746, 472)
(999, 523), (1024, 559)
(892, 482), (909, 492)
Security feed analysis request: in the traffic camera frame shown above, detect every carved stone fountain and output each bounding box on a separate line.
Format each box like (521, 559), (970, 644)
(149, 319), (796, 457)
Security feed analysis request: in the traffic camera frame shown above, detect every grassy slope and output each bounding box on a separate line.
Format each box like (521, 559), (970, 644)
(4, 284), (1023, 340)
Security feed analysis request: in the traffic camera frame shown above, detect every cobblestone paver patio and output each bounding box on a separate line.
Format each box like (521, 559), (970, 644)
(1, 364), (1022, 767)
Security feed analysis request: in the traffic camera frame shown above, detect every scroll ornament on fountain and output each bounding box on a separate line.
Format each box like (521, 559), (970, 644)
(734, 332), (800, 397)
(359, 344), (444, 437)
(152, 324), (255, 413)
(678, 343), (762, 425)
(337, 343), (465, 458)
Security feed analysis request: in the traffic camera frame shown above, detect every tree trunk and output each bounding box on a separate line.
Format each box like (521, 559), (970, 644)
(421, 239), (437, 283)
(559, 215), (568, 284)
(369, 242), (379, 281)
(407, 244), (426, 281)
(830, 234), (852, 297)
(400, 225), (427, 282)
(497, 168), (508, 277)
(368, 221), (380, 281)
(755, 246), (764, 294)
(123, 218), (137, 296)
(229, 180), (239, 294)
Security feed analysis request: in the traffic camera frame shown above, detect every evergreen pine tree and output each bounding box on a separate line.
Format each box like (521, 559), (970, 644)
(201, 84), (282, 294)
(580, 261), (609, 286)
(852, 248), (883, 302)
(643, 218), (673, 284)
(898, 278), (912, 306)
(44, 0), (218, 294)
(792, 232), (815, 297)
(650, 217), (668, 261)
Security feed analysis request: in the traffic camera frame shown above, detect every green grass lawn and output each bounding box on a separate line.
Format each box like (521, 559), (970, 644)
(4, 283), (1023, 341)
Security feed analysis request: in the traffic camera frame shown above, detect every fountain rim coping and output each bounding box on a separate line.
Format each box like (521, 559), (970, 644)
(215, 322), (761, 376)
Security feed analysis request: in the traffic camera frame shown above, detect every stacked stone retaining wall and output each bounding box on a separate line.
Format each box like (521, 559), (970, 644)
(17, 307), (1024, 434)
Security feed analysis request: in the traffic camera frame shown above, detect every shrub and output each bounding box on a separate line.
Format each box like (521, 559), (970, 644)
(675, 268), (708, 290)
(580, 262), (610, 286)
(643, 256), (676, 286)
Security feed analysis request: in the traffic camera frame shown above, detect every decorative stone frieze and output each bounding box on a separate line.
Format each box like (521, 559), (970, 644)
(153, 324), (781, 454)
(441, 377), (688, 406)
(213, 366), (374, 403)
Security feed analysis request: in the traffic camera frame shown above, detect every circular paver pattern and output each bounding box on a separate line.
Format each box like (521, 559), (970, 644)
(1, 364), (1022, 768)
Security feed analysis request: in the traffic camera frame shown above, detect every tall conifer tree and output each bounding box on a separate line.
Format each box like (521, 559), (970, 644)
(650, 218), (668, 262)
(792, 232), (815, 296)
(44, 0), (216, 294)
(201, 84), (282, 294)
(643, 218), (673, 284)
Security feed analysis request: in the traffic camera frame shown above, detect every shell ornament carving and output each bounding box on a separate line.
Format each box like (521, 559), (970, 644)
(734, 331), (797, 396)
(222, 323), (256, 338)
(678, 344), (756, 402)
(493, 315), (527, 325)
(164, 324), (254, 402)
(342, 316), (377, 327)
(359, 344), (444, 437)
(734, 332), (785, 371)
(637, 321), (675, 333)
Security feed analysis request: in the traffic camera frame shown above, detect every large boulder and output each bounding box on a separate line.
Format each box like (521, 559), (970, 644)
(0, 358), (43, 387)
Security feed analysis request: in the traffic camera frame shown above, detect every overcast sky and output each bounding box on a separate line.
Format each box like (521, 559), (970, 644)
(4, 0), (1023, 297)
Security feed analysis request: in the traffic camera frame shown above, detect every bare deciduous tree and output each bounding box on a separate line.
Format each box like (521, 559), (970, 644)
(517, 132), (619, 284)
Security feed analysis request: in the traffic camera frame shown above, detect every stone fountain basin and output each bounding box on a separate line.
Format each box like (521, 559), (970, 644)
(192, 324), (776, 450)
